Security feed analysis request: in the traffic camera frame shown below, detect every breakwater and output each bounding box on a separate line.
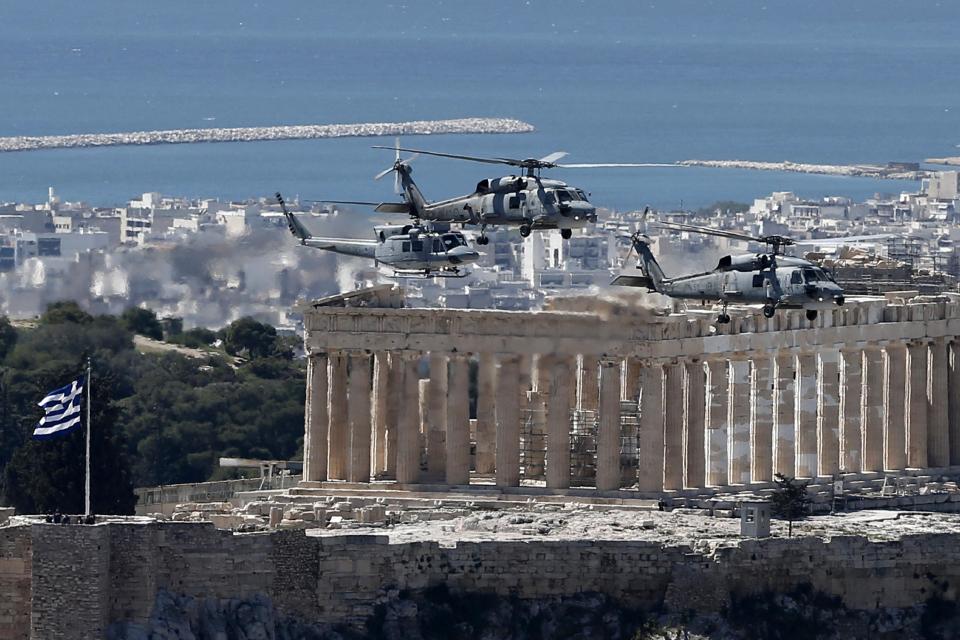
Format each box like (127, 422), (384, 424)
(679, 158), (927, 180)
(0, 117), (534, 153)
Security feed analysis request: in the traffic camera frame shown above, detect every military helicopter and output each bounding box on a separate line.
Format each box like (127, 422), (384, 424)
(612, 222), (848, 323)
(354, 143), (665, 244)
(276, 193), (480, 278)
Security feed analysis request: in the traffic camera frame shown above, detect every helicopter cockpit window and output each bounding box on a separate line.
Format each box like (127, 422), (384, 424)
(803, 268), (817, 283)
(433, 238), (443, 253)
(576, 189), (588, 201)
(790, 270), (803, 284)
(556, 190), (574, 203)
(441, 233), (461, 250)
(812, 267), (833, 282)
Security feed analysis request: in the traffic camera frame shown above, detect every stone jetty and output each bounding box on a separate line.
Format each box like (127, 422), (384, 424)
(0, 117), (534, 153)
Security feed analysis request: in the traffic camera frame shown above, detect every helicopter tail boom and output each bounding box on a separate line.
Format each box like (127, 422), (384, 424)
(276, 192), (313, 241)
(626, 234), (667, 292)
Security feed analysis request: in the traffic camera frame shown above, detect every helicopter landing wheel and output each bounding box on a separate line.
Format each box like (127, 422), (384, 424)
(763, 304), (776, 318)
(806, 309), (818, 321)
(476, 235), (489, 246)
(519, 224), (532, 238)
(560, 228), (572, 240)
(717, 313), (731, 324)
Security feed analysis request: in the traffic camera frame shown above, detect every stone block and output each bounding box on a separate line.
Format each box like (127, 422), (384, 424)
(209, 514), (244, 529)
(269, 507), (283, 527)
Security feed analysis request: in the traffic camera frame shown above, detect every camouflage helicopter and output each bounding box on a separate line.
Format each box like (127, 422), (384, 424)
(276, 193), (479, 278)
(612, 222), (849, 323)
(354, 143), (665, 245)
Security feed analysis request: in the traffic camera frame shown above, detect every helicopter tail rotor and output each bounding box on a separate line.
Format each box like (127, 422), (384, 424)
(374, 137), (419, 194)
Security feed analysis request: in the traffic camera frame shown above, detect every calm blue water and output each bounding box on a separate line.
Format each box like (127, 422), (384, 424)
(0, 1), (957, 210)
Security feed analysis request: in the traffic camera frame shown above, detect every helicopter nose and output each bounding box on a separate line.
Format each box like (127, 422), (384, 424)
(447, 246), (480, 265)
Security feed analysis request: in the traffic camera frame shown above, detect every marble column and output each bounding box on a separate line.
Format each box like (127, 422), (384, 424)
(371, 352), (390, 476)
(347, 353), (372, 483)
(475, 353), (497, 474)
(683, 359), (706, 489)
(426, 353), (448, 480)
(928, 339), (950, 468)
(327, 351), (349, 480)
(384, 353), (401, 479)
(395, 353), (421, 484)
(949, 341), (960, 466)
(637, 361), (665, 492)
(705, 358), (729, 487)
(884, 345), (907, 471)
(495, 354), (521, 487)
(578, 355), (599, 412)
(839, 349), (863, 473)
(446, 355), (471, 486)
(750, 356), (773, 483)
(663, 361), (685, 491)
(772, 352), (796, 478)
(794, 353), (818, 478)
(817, 350), (840, 477)
(906, 342), (928, 469)
(622, 358), (643, 402)
(418, 378), (430, 466)
(861, 348), (885, 472)
(303, 353), (329, 482)
(545, 356), (574, 489)
(596, 358), (623, 491)
(727, 359), (751, 485)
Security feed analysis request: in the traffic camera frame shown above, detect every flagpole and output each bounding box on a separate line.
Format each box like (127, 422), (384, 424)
(84, 358), (92, 517)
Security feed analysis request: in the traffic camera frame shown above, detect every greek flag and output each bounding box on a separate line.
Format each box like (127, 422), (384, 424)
(33, 376), (85, 440)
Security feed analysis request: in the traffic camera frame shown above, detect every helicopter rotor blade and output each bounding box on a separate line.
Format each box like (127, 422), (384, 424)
(556, 162), (679, 168)
(538, 151), (568, 164)
(373, 146), (511, 166)
(306, 199), (383, 207)
(654, 222), (763, 244)
(374, 166), (394, 181)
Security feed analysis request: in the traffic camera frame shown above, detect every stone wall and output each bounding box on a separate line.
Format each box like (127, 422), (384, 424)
(0, 526), (30, 640)
(9, 520), (960, 637)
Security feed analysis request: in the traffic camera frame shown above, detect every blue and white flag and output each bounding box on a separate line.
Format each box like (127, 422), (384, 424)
(33, 375), (85, 440)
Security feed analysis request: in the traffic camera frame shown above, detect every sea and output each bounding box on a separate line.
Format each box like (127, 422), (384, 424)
(0, 0), (957, 211)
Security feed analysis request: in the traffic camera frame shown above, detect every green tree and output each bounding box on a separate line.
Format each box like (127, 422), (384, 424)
(770, 473), (811, 537)
(0, 317), (16, 360)
(170, 327), (217, 349)
(120, 307), (164, 340)
(40, 301), (93, 325)
(223, 317), (278, 359)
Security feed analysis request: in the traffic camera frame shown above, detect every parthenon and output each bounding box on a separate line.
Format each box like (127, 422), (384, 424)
(298, 287), (960, 495)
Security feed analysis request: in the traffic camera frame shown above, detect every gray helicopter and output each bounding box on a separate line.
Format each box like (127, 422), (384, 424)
(612, 222), (848, 323)
(276, 193), (480, 278)
(353, 144), (665, 244)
